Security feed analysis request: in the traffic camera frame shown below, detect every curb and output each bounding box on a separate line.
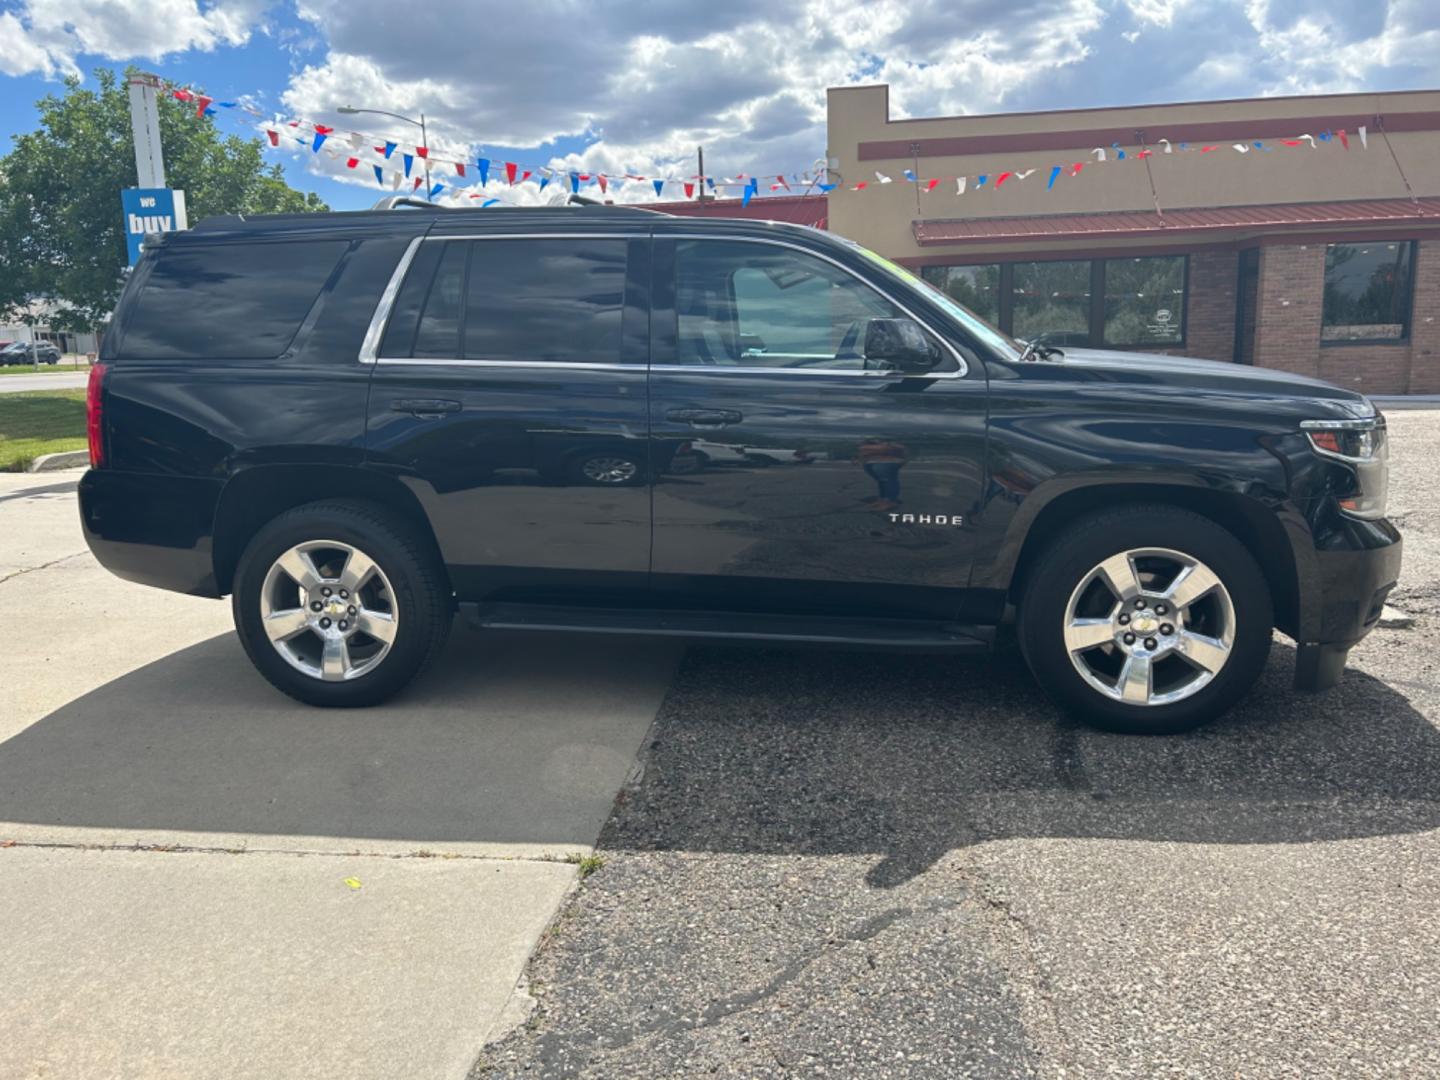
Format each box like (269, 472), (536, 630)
(27, 450), (89, 473)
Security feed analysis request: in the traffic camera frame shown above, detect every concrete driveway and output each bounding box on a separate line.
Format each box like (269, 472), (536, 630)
(0, 369), (90, 393)
(0, 472), (680, 1080)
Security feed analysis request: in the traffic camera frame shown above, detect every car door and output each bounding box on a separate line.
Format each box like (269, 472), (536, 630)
(647, 234), (990, 620)
(363, 228), (653, 602)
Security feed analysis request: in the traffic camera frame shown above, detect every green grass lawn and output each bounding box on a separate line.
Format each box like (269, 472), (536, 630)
(0, 360), (91, 375)
(0, 389), (87, 471)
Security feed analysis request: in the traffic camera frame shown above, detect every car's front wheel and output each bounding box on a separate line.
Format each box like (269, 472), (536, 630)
(1018, 505), (1273, 734)
(232, 500), (452, 707)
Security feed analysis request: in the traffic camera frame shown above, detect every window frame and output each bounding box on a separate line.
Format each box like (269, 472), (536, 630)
(360, 232), (647, 370)
(1319, 239), (1417, 348)
(656, 234), (968, 379)
(921, 255), (1190, 351)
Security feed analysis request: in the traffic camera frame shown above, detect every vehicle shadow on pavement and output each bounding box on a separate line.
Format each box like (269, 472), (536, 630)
(0, 627), (678, 851)
(604, 633), (1440, 887)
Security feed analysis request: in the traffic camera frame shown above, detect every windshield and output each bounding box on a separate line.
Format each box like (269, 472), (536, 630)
(834, 236), (1021, 359)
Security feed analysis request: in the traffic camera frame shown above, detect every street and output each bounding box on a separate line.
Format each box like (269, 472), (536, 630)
(1, 412), (1436, 1079)
(0, 369), (89, 394)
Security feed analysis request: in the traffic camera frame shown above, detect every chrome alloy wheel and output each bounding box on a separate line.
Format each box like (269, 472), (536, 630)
(1062, 547), (1235, 707)
(259, 540), (398, 681)
(581, 456), (639, 484)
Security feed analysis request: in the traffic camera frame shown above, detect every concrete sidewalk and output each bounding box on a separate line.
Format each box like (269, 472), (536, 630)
(0, 470), (681, 1079)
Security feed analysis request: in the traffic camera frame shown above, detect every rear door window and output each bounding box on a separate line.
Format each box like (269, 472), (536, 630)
(379, 237), (629, 364)
(118, 240), (348, 359)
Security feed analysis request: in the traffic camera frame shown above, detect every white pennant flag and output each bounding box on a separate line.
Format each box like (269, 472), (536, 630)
(1016, 169), (1036, 180)
(956, 176), (967, 195)
(1091, 147), (1107, 161)
(1358, 125), (1368, 149)
(875, 171), (893, 183)
(1233, 143), (1250, 153)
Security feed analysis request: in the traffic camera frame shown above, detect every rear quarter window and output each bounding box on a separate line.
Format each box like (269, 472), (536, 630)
(116, 240), (349, 360)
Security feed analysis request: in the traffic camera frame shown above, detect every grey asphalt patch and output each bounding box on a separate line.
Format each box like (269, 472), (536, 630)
(479, 411), (1440, 1078)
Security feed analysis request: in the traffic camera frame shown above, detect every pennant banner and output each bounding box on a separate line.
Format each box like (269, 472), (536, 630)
(164, 76), (1370, 208)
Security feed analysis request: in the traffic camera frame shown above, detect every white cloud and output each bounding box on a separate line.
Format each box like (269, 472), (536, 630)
(0, 0), (266, 78)
(2, 0), (1437, 196)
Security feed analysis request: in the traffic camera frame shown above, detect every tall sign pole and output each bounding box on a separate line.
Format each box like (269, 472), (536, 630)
(122, 73), (186, 267)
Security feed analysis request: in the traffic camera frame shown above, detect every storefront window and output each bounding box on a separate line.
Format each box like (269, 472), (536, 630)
(1012, 261), (1091, 346)
(1322, 241), (1414, 342)
(1103, 256), (1186, 346)
(920, 264), (1001, 327)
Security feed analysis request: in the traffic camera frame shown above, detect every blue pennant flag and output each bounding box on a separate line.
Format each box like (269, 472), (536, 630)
(373, 165), (384, 185)
(742, 177), (758, 207)
(1047, 165), (1061, 189)
(402, 153), (413, 177)
(217, 101), (236, 109)
(1112, 142), (1126, 160)
(430, 183), (444, 199)
(539, 175), (550, 191)
(903, 169), (917, 182)
(570, 172), (580, 193)
(817, 182), (837, 192)
(976, 174), (987, 188)
(477, 157), (490, 184)
(482, 198), (500, 208)
(382, 141), (397, 158)
(311, 132), (327, 152)
(652, 179), (664, 196)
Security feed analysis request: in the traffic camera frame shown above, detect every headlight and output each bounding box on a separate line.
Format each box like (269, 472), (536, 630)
(1301, 416), (1388, 520)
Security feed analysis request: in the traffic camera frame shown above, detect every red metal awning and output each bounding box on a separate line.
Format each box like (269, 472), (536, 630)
(649, 194), (828, 230)
(913, 197), (1440, 246)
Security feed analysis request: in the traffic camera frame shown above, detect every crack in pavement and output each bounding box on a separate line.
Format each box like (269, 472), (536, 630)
(0, 550), (88, 586)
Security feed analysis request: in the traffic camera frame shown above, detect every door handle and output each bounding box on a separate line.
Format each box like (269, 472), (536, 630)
(665, 407), (742, 427)
(393, 398), (461, 418)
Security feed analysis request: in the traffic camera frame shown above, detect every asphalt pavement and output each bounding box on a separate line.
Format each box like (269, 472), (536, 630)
(478, 409), (1440, 1079)
(0, 368), (90, 393)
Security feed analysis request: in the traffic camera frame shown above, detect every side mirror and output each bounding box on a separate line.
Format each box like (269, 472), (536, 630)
(863, 318), (939, 373)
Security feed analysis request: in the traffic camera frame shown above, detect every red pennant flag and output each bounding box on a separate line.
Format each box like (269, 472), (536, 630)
(925, 178), (939, 192)
(314, 125), (334, 135)
(505, 162), (517, 184)
(266, 130), (279, 146)
(413, 176), (423, 190)
(775, 176), (791, 192)
(1282, 139), (1302, 147)
(1136, 149), (1152, 159)
(288, 120), (300, 127)
(346, 157), (359, 168)
(1200, 145), (1219, 153)
(598, 175), (608, 193)
(579, 173), (591, 181)
(415, 146), (428, 158)
(995, 171), (1013, 187)
(684, 182), (694, 198)
(374, 145), (387, 154)
(172, 89), (193, 102)
(194, 96), (213, 117)
(854, 181), (868, 190)
(455, 162), (466, 177)
(1070, 162), (1085, 176)
(1337, 129), (1350, 150)
(522, 170), (532, 182)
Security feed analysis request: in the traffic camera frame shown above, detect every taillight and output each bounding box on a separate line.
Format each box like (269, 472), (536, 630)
(86, 362), (107, 468)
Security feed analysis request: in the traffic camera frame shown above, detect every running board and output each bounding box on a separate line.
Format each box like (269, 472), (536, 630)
(460, 602), (993, 651)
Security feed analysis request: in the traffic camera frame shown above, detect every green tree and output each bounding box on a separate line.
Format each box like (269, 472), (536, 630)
(0, 67), (327, 330)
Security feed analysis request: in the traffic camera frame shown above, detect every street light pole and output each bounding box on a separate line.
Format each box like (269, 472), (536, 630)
(338, 105), (433, 201)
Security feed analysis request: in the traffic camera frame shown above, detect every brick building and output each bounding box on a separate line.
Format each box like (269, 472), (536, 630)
(822, 85), (1440, 394)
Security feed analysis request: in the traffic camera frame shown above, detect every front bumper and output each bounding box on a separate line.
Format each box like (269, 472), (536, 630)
(1293, 516), (1402, 691)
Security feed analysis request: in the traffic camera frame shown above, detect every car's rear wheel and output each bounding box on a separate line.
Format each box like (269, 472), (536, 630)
(232, 500), (451, 707)
(1018, 505), (1273, 734)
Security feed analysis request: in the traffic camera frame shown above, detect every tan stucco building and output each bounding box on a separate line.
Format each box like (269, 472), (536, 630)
(824, 85), (1440, 394)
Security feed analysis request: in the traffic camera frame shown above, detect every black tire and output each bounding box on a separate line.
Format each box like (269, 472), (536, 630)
(1018, 504), (1273, 734)
(232, 500), (452, 707)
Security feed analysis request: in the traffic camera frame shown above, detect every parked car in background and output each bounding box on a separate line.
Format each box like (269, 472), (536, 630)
(79, 202), (1400, 734)
(1, 341), (62, 365)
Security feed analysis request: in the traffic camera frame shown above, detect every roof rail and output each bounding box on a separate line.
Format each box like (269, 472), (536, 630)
(370, 196), (447, 211)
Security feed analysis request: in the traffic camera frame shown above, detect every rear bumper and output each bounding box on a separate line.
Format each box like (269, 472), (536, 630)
(1294, 518), (1402, 691)
(78, 469), (224, 597)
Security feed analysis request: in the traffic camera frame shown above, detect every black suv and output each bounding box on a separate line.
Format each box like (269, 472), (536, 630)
(80, 205), (1401, 733)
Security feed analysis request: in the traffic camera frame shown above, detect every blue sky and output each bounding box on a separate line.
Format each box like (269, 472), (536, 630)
(1, 0), (1437, 211)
